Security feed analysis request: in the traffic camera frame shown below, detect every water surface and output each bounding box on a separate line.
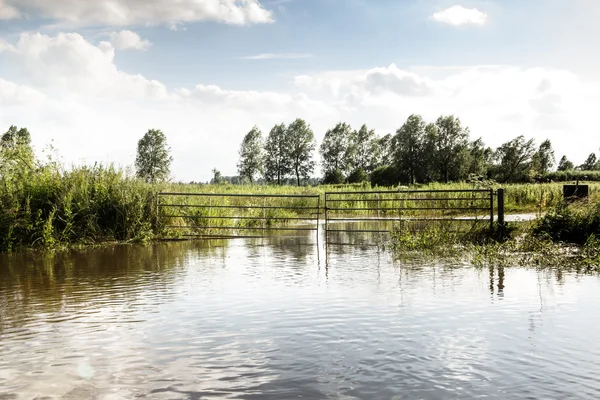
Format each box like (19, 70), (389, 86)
(1, 232), (600, 399)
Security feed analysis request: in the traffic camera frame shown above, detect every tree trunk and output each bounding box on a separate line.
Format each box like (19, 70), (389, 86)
(296, 166), (300, 186)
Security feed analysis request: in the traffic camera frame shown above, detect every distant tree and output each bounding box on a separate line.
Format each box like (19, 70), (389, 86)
(495, 135), (536, 182)
(320, 122), (352, 178)
(467, 138), (488, 177)
(579, 152), (599, 171)
(347, 167), (369, 184)
(237, 126), (264, 183)
(348, 124), (377, 172)
(210, 168), (224, 184)
(557, 155), (575, 171)
(263, 124), (290, 185)
(532, 139), (555, 175)
(286, 119), (316, 186)
(433, 116), (470, 183)
(322, 169), (345, 185)
(373, 133), (394, 168)
(394, 114), (425, 185)
(135, 129), (172, 183)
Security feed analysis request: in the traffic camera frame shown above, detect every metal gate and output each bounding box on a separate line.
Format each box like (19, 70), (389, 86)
(324, 189), (495, 241)
(157, 192), (320, 239)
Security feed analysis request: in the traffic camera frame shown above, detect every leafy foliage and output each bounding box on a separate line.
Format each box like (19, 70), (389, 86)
(237, 126), (264, 183)
(286, 118), (316, 186)
(135, 129), (172, 183)
(263, 124), (290, 185)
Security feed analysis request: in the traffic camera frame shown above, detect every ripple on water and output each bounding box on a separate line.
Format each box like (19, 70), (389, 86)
(0, 239), (600, 399)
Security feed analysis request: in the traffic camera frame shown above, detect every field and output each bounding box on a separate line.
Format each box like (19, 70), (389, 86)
(2, 161), (600, 251)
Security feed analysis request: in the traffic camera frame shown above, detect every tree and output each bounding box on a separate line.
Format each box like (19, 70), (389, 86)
(532, 139), (555, 175)
(467, 138), (487, 177)
(579, 153), (599, 171)
(237, 126), (264, 183)
(210, 168), (224, 184)
(1, 125), (34, 166)
(320, 122), (352, 178)
(495, 135), (536, 182)
(394, 114), (425, 185)
(433, 116), (470, 183)
(135, 129), (172, 183)
(348, 124), (377, 172)
(286, 119), (316, 186)
(264, 124), (290, 185)
(557, 155), (575, 171)
(373, 133), (394, 168)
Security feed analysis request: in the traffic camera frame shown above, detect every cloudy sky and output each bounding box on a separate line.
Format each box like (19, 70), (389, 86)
(1, 0), (598, 181)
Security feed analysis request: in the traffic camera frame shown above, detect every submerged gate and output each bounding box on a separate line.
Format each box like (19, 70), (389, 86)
(324, 189), (496, 242)
(157, 192), (320, 239)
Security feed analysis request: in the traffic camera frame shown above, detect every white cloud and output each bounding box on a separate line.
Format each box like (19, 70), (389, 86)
(5, 33), (168, 99)
(431, 5), (488, 26)
(5, 0), (273, 27)
(242, 53), (314, 60)
(0, 0), (19, 20)
(2, 32), (600, 181)
(109, 30), (151, 51)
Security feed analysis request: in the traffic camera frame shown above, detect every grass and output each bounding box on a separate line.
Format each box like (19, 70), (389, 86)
(2, 150), (599, 253)
(389, 197), (600, 271)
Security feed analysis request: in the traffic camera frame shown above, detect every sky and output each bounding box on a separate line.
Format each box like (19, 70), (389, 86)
(1, 0), (599, 182)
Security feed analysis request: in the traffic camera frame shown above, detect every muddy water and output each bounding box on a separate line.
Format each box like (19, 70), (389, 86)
(1, 231), (599, 399)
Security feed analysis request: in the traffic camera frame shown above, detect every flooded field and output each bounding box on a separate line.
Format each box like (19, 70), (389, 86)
(1, 230), (600, 399)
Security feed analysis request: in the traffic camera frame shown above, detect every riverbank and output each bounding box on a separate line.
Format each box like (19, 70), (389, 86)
(2, 160), (599, 252)
(391, 197), (600, 271)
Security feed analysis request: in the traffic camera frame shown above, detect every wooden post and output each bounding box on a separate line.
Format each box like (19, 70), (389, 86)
(497, 188), (505, 228)
(489, 189), (495, 232)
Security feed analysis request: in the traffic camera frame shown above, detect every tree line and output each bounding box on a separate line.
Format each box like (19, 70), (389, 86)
(3, 122), (599, 187)
(235, 114), (600, 186)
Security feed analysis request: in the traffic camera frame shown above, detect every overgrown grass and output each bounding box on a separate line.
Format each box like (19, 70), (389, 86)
(390, 197), (600, 271)
(0, 162), (159, 252)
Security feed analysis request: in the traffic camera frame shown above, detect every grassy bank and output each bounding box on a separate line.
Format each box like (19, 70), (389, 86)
(0, 163), (159, 252)
(2, 157), (599, 252)
(391, 197), (600, 271)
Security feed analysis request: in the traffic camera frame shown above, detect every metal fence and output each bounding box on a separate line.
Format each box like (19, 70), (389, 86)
(157, 192), (321, 239)
(324, 189), (495, 240)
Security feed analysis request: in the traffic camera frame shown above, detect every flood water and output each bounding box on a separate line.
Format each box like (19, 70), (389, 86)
(1, 230), (600, 399)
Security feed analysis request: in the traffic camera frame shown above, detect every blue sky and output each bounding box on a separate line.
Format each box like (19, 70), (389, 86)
(0, 0), (599, 181)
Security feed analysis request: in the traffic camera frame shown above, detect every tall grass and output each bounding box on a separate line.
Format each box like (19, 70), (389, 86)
(0, 162), (158, 252)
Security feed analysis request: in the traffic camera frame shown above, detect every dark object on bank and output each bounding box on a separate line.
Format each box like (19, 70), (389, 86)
(563, 184), (589, 202)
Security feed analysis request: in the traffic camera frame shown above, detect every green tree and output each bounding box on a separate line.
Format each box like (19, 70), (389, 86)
(286, 119), (316, 186)
(495, 135), (536, 182)
(320, 122), (352, 178)
(0, 125), (34, 168)
(210, 168), (224, 184)
(532, 139), (555, 175)
(135, 129), (172, 183)
(467, 138), (487, 177)
(263, 123), (290, 185)
(394, 114), (425, 185)
(579, 153), (599, 171)
(373, 133), (394, 168)
(348, 124), (377, 172)
(557, 155), (575, 171)
(237, 126), (264, 183)
(433, 116), (470, 183)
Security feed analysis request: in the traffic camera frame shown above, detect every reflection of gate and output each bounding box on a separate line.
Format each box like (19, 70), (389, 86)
(158, 192), (320, 239)
(324, 189), (496, 241)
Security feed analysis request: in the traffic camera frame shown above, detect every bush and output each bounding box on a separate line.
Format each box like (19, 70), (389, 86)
(532, 199), (600, 244)
(370, 166), (399, 187)
(322, 169), (345, 185)
(347, 168), (369, 184)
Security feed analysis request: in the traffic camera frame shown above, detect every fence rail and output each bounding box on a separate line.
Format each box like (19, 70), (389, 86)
(157, 192), (320, 239)
(324, 189), (496, 242)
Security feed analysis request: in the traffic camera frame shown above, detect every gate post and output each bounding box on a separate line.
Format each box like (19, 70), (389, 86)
(497, 188), (505, 228)
(489, 189), (494, 232)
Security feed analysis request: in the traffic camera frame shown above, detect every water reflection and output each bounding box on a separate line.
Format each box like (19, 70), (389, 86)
(1, 232), (600, 399)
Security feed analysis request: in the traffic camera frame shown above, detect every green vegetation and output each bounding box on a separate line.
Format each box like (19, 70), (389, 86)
(135, 129), (173, 183)
(391, 196), (600, 271)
